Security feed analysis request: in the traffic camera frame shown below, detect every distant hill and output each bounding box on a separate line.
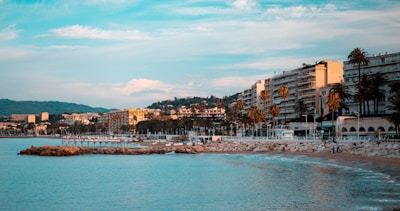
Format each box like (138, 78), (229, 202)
(0, 99), (114, 116)
(147, 93), (239, 110)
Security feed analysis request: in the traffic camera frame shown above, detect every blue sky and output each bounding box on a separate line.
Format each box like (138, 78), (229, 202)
(1, 0), (399, 109)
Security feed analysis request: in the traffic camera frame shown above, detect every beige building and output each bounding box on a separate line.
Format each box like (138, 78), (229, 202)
(274, 60), (343, 122)
(343, 51), (400, 114)
(101, 108), (148, 134)
(41, 112), (49, 122)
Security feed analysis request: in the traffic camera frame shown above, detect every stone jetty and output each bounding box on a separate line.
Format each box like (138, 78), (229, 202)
(19, 140), (400, 159)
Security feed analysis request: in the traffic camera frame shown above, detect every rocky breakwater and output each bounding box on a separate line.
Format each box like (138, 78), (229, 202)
(19, 145), (176, 156)
(19, 141), (400, 159)
(202, 140), (400, 159)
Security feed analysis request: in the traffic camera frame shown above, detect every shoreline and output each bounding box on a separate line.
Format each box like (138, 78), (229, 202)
(268, 150), (400, 168)
(18, 140), (400, 167)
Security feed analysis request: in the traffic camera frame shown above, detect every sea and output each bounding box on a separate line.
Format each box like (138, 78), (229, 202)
(1, 138), (400, 211)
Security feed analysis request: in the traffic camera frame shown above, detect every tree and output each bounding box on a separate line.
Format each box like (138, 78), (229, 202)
(370, 72), (387, 114)
(278, 86), (289, 124)
(330, 82), (352, 116)
(268, 105), (280, 129)
(327, 91), (341, 142)
(259, 90), (269, 123)
(294, 99), (308, 119)
(347, 48), (370, 113)
(387, 91), (400, 135)
(355, 74), (371, 115)
(247, 105), (265, 136)
(390, 82), (400, 94)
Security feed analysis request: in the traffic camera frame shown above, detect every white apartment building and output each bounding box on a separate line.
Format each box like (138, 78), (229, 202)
(238, 88), (252, 112)
(238, 79), (266, 112)
(273, 60), (343, 122)
(62, 113), (100, 125)
(239, 60), (343, 124)
(343, 51), (400, 115)
(177, 105), (225, 119)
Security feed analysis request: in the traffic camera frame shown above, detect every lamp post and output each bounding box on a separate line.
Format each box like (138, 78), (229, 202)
(354, 111), (360, 141)
(302, 114), (307, 140)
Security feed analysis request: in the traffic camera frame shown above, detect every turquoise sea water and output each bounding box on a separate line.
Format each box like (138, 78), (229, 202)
(1, 138), (400, 211)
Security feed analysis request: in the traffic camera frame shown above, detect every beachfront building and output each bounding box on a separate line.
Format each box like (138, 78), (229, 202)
(274, 61), (343, 123)
(176, 105), (225, 119)
(238, 60), (343, 124)
(337, 116), (396, 140)
(238, 79), (267, 113)
(62, 112), (100, 126)
(238, 88), (251, 112)
(343, 51), (400, 115)
(100, 108), (148, 135)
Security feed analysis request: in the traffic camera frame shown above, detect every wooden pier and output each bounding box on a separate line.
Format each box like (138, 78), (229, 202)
(62, 136), (144, 148)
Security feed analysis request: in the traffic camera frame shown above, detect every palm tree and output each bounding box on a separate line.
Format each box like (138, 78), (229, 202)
(247, 105), (265, 136)
(278, 86), (289, 124)
(327, 91), (341, 142)
(387, 91), (400, 135)
(230, 100), (245, 136)
(355, 74), (372, 115)
(259, 90), (269, 123)
(330, 82), (352, 116)
(370, 72), (387, 114)
(347, 48), (370, 113)
(390, 82), (400, 94)
(268, 105), (280, 129)
(294, 99), (308, 119)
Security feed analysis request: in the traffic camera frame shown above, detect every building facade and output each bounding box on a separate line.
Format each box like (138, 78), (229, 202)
(275, 61), (343, 122)
(343, 51), (400, 115)
(100, 109), (148, 134)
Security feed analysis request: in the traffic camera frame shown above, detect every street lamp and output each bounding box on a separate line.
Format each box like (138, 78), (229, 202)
(354, 111), (360, 141)
(302, 114), (307, 139)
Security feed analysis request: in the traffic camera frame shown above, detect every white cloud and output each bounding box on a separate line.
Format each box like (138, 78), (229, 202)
(231, 0), (256, 11)
(0, 25), (17, 41)
(263, 4), (337, 19)
(50, 25), (151, 40)
(113, 78), (172, 96)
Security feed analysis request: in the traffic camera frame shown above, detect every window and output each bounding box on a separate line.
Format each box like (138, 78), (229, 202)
(368, 127), (375, 132)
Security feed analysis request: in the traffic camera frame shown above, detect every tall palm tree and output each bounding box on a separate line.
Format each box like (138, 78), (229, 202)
(347, 48), (370, 113)
(278, 86), (289, 124)
(330, 82), (352, 116)
(327, 91), (341, 142)
(268, 105), (280, 129)
(370, 72), (387, 114)
(259, 90), (269, 123)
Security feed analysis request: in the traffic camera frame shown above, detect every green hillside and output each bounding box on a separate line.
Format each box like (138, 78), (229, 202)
(147, 93), (239, 110)
(0, 99), (114, 116)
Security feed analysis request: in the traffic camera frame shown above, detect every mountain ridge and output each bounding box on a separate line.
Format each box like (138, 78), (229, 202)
(0, 99), (114, 116)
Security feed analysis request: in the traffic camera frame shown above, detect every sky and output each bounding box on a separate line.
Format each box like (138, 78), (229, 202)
(1, 0), (399, 109)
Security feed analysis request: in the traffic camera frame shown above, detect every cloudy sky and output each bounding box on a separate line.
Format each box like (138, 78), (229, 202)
(1, 0), (399, 109)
